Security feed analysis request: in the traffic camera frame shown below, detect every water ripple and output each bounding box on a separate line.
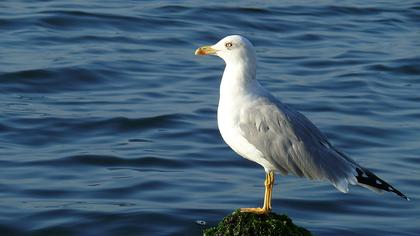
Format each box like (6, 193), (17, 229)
(0, 1), (419, 236)
(30, 155), (190, 169)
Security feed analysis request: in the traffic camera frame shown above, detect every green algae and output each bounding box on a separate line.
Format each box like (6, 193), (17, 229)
(203, 210), (311, 236)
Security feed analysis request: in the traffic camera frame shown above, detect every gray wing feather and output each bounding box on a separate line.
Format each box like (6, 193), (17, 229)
(239, 95), (359, 192)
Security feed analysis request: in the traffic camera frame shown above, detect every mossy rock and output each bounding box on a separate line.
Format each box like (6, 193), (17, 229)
(203, 210), (311, 236)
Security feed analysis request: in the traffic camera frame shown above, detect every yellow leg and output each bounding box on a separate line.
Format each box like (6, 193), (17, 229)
(241, 171), (275, 215)
(266, 171), (274, 210)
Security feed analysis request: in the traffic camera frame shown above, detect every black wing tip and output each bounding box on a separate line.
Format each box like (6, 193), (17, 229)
(356, 168), (409, 201)
(393, 187), (410, 201)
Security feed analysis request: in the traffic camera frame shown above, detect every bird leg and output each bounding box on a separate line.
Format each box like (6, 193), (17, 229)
(241, 171), (275, 215)
(266, 171), (274, 210)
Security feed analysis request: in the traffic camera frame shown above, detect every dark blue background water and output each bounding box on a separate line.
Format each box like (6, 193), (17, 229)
(1, 1), (419, 235)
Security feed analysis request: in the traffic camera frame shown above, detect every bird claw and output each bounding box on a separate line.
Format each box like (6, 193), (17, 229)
(240, 207), (270, 215)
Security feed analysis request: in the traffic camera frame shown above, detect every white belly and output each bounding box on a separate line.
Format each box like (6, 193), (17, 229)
(217, 103), (276, 172)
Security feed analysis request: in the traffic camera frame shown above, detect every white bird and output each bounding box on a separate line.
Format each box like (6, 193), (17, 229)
(195, 35), (408, 215)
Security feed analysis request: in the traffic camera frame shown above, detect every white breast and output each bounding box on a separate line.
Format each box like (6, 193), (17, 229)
(217, 94), (276, 172)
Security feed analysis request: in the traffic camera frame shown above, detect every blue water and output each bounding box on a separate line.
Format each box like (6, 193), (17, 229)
(1, 1), (419, 235)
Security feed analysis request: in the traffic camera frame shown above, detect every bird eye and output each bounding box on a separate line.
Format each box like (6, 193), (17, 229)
(225, 42), (233, 48)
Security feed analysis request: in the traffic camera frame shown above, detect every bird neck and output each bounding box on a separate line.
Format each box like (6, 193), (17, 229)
(220, 61), (257, 94)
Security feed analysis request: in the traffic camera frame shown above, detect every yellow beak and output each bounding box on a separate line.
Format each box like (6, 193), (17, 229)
(195, 45), (217, 56)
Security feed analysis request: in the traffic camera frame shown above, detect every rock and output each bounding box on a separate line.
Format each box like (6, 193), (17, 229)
(203, 210), (311, 236)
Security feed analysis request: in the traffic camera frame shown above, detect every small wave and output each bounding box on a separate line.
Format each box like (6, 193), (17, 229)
(28, 154), (190, 169)
(0, 114), (187, 146)
(367, 63), (420, 75)
(36, 10), (191, 31)
(300, 59), (364, 69)
(0, 67), (114, 93)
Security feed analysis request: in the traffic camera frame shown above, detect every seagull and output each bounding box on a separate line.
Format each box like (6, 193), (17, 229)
(195, 35), (408, 215)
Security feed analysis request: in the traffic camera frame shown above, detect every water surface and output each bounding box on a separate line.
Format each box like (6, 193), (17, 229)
(0, 1), (419, 235)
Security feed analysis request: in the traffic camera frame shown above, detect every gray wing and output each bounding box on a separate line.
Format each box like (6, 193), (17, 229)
(239, 95), (359, 192)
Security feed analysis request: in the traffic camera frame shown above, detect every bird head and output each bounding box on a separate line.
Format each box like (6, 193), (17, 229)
(195, 35), (256, 66)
